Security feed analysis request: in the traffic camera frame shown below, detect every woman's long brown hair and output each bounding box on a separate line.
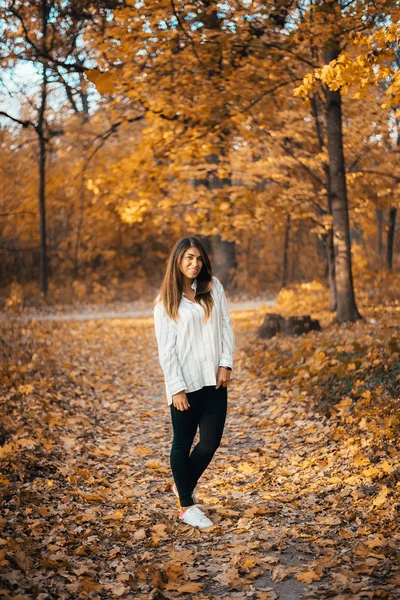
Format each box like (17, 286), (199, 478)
(153, 237), (214, 322)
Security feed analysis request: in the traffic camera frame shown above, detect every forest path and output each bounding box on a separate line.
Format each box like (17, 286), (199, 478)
(0, 297), (276, 323)
(1, 308), (397, 599)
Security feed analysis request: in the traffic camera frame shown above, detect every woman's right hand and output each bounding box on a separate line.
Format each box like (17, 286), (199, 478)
(172, 391), (190, 410)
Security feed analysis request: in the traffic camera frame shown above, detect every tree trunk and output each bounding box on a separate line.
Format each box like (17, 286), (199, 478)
(387, 207), (397, 271)
(376, 208), (383, 265)
(310, 93), (337, 310)
(73, 169), (86, 280)
(281, 213), (290, 289)
(201, 147), (236, 286)
(326, 226), (337, 311)
(289, 227), (297, 282)
(326, 176), (337, 311)
(197, 235), (212, 256)
(79, 67), (90, 122)
(324, 42), (362, 323)
(38, 0), (49, 296)
(199, 4), (237, 287)
(211, 234), (237, 287)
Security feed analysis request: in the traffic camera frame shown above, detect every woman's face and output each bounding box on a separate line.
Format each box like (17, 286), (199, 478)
(179, 246), (203, 280)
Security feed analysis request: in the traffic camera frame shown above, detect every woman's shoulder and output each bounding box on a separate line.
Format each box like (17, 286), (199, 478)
(211, 275), (223, 291)
(211, 274), (221, 286)
(153, 297), (179, 325)
(153, 295), (165, 315)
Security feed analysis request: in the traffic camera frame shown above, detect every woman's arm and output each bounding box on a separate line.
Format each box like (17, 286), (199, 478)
(153, 303), (187, 396)
(216, 279), (235, 370)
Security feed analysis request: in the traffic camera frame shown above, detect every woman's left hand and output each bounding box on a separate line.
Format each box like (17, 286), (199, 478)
(216, 367), (232, 389)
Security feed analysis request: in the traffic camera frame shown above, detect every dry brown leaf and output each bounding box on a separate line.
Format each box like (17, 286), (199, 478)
(369, 485), (390, 508)
(133, 528), (147, 540)
(176, 582), (204, 593)
(238, 462), (259, 474)
(163, 562), (184, 581)
(296, 568), (323, 583)
(38, 504), (49, 517)
(102, 509), (125, 521)
(270, 565), (290, 582)
(79, 577), (103, 592)
(152, 523), (168, 537)
(111, 582), (126, 596)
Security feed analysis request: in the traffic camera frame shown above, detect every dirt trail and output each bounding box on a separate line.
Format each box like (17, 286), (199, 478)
(1, 308), (397, 599)
(0, 297), (276, 323)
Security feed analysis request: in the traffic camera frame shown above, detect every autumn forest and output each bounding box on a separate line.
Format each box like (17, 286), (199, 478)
(1, 1), (399, 599)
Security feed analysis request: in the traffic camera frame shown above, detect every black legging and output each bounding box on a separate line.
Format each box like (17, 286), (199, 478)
(169, 385), (228, 507)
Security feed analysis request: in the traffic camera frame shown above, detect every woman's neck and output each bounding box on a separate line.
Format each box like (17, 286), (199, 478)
(182, 276), (195, 291)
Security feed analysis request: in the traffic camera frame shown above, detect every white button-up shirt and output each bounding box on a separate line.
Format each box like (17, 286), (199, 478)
(153, 275), (235, 405)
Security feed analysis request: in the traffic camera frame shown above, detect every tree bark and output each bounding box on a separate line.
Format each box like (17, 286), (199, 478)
(325, 173), (337, 311)
(326, 225), (337, 311)
(37, 0), (49, 296)
(197, 235), (212, 256)
(211, 234), (237, 287)
(387, 207), (397, 271)
(197, 3), (237, 287)
(310, 94), (337, 310)
(324, 42), (362, 323)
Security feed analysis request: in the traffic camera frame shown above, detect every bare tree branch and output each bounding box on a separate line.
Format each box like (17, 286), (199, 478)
(349, 168), (400, 182)
(0, 211), (36, 218)
(0, 111), (33, 129)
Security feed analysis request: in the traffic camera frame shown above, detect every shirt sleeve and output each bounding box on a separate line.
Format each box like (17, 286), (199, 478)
(153, 302), (188, 396)
(216, 279), (235, 370)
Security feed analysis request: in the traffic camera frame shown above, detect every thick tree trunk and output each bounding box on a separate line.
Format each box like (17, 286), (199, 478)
(211, 234), (237, 287)
(326, 182), (337, 312)
(201, 148), (236, 286)
(197, 235), (212, 256)
(198, 5), (237, 287)
(326, 226), (337, 311)
(387, 207), (397, 271)
(324, 44), (362, 323)
(192, 153), (236, 285)
(310, 93), (337, 310)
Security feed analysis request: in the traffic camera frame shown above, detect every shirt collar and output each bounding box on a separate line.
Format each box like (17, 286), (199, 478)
(183, 278), (197, 297)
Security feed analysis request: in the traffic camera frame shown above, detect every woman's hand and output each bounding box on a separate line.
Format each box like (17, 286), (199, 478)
(216, 367), (232, 389)
(172, 390), (191, 410)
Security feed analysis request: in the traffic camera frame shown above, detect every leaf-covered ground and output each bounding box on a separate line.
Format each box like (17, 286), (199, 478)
(1, 291), (399, 600)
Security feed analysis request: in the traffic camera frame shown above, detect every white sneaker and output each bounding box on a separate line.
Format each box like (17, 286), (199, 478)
(172, 482), (198, 504)
(179, 505), (214, 528)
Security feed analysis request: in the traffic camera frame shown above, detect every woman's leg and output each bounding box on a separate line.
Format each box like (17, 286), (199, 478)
(170, 395), (199, 507)
(188, 385), (227, 491)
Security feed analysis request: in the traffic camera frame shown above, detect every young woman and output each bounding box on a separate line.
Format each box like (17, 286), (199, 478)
(153, 237), (235, 529)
